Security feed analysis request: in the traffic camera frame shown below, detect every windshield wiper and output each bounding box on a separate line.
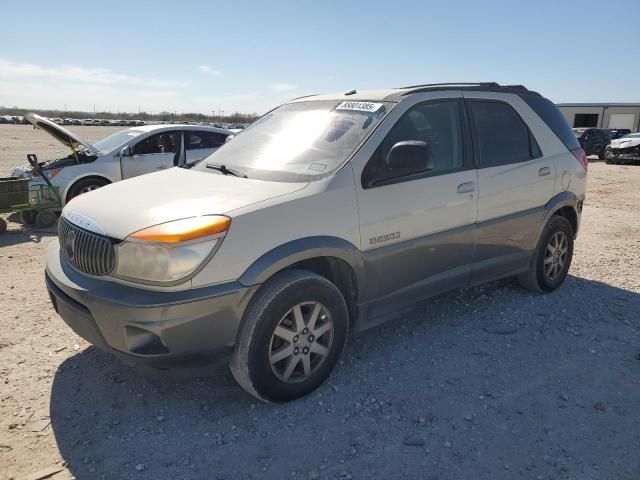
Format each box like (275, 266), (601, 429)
(205, 163), (247, 178)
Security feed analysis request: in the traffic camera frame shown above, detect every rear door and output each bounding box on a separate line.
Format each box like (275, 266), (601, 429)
(465, 93), (555, 283)
(354, 93), (477, 318)
(185, 130), (228, 163)
(121, 131), (182, 178)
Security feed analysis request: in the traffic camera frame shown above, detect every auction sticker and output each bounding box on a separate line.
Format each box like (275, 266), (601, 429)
(336, 101), (383, 113)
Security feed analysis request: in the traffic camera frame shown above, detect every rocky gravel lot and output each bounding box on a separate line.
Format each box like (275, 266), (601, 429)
(1, 124), (639, 479)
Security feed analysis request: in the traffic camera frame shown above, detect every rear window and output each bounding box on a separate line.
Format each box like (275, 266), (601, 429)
(520, 95), (580, 151)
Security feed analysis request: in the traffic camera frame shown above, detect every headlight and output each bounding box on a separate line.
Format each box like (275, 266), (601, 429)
(114, 215), (230, 284)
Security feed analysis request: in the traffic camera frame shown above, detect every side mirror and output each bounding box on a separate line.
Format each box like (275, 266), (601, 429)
(386, 140), (432, 173)
(120, 145), (133, 157)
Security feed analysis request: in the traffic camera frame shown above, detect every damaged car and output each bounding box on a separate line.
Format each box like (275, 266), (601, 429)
(605, 132), (640, 164)
(13, 114), (233, 204)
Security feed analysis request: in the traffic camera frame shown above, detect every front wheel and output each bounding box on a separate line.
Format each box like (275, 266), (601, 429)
(66, 177), (109, 202)
(518, 215), (574, 292)
(231, 269), (349, 403)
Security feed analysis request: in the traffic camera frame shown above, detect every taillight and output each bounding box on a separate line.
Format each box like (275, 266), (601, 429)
(571, 148), (588, 171)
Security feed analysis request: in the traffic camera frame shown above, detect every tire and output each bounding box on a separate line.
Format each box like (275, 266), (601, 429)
(66, 177), (109, 202)
(0, 217), (7, 234)
(598, 149), (607, 160)
(35, 211), (58, 229)
(19, 209), (38, 225)
(518, 215), (574, 293)
(230, 269), (349, 403)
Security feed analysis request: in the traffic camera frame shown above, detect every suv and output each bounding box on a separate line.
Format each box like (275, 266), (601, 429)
(573, 127), (611, 158)
(45, 83), (587, 402)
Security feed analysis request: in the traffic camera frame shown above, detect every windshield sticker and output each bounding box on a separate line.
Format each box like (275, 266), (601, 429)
(336, 101), (383, 113)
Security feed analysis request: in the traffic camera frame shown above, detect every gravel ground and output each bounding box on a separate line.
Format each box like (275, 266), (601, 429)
(1, 125), (639, 480)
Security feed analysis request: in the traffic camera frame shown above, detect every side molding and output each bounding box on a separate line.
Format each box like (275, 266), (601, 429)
(238, 236), (367, 295)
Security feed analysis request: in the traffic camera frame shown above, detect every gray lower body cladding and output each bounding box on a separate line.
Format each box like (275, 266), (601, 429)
(45, 240), (258, 368)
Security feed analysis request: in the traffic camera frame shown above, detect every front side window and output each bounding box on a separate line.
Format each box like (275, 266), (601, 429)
(362, 100), (464, 188)
(194, 100), (391, 182)
(133, 131), (179, 155)
(469, 100), (540, 168)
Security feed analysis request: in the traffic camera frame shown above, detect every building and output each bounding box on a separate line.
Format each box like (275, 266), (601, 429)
(556, 103), (640, 131)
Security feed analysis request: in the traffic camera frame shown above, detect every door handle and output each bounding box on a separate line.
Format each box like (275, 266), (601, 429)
(538, 166), (551, 177)
(457, 182), (475, 194)
(156, 165), (168, 170)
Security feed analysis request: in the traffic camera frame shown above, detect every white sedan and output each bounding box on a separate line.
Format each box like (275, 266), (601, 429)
(13, 114), (233, 205)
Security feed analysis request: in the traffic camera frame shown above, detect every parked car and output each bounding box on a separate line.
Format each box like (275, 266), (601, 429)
(604, 128), (631, 140)
(573, 127), (611, 159)
(12, 113), (233, 204)
(605, 132), (640, 164)
(45, 82), (586, 402)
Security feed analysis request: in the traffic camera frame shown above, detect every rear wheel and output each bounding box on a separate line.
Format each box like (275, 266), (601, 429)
(0, 217), (7, 234)
(518, 215), (574, 292)
(230, 269), (349, 403)
(598, 149), (607, 160)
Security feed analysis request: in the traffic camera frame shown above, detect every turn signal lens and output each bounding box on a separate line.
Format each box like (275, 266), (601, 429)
(130, 215), (230, 243)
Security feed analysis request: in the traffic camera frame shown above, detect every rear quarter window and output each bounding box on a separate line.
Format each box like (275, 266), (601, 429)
(520, 95), (580, 151)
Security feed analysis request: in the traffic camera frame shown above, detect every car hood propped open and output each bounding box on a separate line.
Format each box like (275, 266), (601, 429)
(25, 113), (101, 156)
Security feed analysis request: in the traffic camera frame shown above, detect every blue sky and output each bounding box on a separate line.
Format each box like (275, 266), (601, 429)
(1, 0), (639, 115)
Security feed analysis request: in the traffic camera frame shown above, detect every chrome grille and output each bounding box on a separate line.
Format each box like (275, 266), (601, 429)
(58, 217), (116, 276)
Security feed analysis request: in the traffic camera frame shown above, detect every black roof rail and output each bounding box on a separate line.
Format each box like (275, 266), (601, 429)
(391, 82), (540, 99)
(398, 82), (500, 89)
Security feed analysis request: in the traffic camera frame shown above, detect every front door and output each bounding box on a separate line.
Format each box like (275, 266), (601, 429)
(355, 96), (477, 319)
(121, 131), (182, 178)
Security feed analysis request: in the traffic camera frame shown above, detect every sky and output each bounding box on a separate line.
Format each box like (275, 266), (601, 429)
(1, 0), (639, 116)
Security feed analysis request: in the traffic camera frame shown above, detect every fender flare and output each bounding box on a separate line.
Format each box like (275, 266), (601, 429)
(537, 191), (580, 239)
(238, 236), (367, 298)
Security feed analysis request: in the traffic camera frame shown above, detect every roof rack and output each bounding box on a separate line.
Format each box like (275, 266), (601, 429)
(394, 82), (539, 98)
(398, 82), (500, 89)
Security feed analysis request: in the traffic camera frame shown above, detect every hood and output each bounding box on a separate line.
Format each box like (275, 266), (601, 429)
(25, 113), (100, 156)
(62, 167), (308, 239)
(609, 136), (640, 149)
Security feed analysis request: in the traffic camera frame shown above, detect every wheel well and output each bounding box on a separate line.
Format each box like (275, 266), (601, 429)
(288, 257), (358, 325)
(66, 176), (111, 203)
(554, 206), (578, 236)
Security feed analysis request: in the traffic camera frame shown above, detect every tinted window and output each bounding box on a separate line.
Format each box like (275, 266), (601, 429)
(133, 131), (179, 155)
(186, 131), (228, 150)
(469, 100), (539, 168)
(362, 100), (464, 188)
(520, 95), (580, 151)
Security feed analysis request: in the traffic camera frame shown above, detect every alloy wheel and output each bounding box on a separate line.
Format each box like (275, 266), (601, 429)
(268, 301), (334, 383)
(544, 231), (568, 281)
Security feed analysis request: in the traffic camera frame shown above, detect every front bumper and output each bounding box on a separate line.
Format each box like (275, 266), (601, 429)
(607, 147), (640, 163)
(45, 239), (258, 369)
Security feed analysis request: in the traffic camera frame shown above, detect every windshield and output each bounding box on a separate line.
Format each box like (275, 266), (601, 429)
(621, 133), (640, 139)
(195, 100), (391, 182)
(572, 129), (586, 137)
(92, 129), (145, 154)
